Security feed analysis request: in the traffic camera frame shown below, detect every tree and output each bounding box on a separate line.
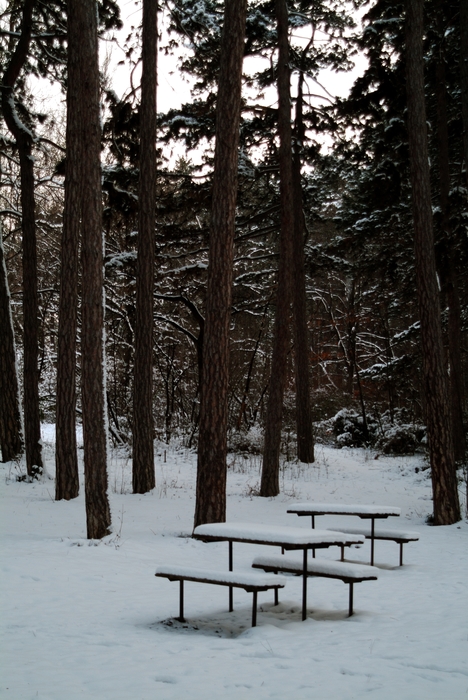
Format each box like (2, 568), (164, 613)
(1, 0), (43, 476)
(460, 0), (468, 190)
(292, 68), (314, 464)
(429, 0), (465, 463)
(132, 0), (158, 494)
(405, 0), (460, 524)
(77, 0), (111, 538)
(0, 222), (23, 462)
(260, 0), (295, 497)
(194, 0), (248, 527)
(55, 0), (82, 501)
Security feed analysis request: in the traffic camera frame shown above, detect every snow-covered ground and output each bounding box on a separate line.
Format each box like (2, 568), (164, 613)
(1, 425), (467, 700)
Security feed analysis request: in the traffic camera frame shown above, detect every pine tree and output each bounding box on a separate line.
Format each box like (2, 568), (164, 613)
(132, 0), (158, 494)
(194, 0), (248, 527)
(405, 0), (460, 524)
(77, 0), (112, 539)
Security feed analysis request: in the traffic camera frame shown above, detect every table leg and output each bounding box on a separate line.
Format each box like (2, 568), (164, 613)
(348, 582), (354, 617)
(178, 580), (185, 622)
(302, 548), (308, 621)
(229, 541), (233, 612)
(252, 591), (258, 627)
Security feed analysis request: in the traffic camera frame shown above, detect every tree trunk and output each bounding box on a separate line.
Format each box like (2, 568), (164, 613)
(0, 224), (23, 462)
(460, 0), (468, 189)
(405, 0), (460, 524)
(78, 0), (111, 539)
(55, 0), (82, 500)
(194, 0), (248, 527)
(433, 4), (465, 463)
(292, 70), (314, 464)
(132, 0), (157, 494)
(1, 0), (43, 476)
(260, 0), (294, 497)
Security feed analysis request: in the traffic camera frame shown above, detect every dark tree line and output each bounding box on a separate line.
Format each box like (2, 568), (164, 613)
(1, 0), (466, 533)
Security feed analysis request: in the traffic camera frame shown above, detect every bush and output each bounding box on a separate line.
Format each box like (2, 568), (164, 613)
(315, 407), (426, 453)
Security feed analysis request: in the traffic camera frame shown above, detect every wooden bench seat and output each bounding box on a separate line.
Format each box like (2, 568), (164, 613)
(155, 565), (286, 627)
(252, 555), (378, 616)
(327, 527), (420, 566)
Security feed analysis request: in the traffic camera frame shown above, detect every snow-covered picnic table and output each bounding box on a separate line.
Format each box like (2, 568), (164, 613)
(193, 522), (365, 620)
(286, 503), (415, 565)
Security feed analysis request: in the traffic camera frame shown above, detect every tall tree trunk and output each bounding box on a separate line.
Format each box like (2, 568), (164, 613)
(405, 0), (460, 524)
(55, 0), (82, 500)
(132, 0), (157, 494)
(292, 70), (314, 464)
(0, 224), (23, 462)
(194, 0), (248, 527)
(78, 0), (111, 539)
(260, 0), (294, 497)
(1, 0), (43, 476)
(460, 0), (468, 189)
(433, 3), (465, 462)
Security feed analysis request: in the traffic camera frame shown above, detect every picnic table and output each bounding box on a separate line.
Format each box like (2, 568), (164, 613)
(193, 522), (365, 621)
(286, 503), (402, 565)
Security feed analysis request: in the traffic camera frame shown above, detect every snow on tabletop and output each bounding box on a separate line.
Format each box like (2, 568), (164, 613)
(252, 555), (379, 579)
(156, 565), (287, 588)
(288, 502), (401, 516)
(2, 429), (467, 700)
(193, 521), (365, 545)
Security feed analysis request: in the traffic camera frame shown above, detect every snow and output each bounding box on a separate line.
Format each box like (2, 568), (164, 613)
(328, 526), (420, 540)
(194, 521), (365, 546)
(1, 428), (467, 700)
(156, 565), (287, 589)
(288, 503), (402, 516)
(252, 556), (379, 580)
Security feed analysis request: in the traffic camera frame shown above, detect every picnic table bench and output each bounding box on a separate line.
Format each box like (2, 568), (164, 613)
(326, 527), (420, 566)
(252, 555), (378, 617)
(155, 565), (286, 627)
(286, 503), (416, 565)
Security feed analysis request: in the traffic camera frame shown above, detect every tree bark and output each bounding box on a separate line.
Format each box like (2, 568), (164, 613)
(0, 224), (23, 462)
(433, 3), (465, 463)
(78, 0), (111, 539)
(405, 0), (460, 524)
(132, 0), (157, 494)
(1, 0), (43, 476)
(260, 0), (294, 497)
(460, 0), (468, 189)
(55, 0), (82, 500)
(292, 70), (314, 464)
(194, 0), (248, 527)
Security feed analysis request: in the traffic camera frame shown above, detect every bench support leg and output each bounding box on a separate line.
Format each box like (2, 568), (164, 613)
(178, 580), (185, 622)
(348, 582), (354, 617)
(302, 549), (308, 621)
(229, 541), (234, 612)
(399, 543), (403, 567)
(252, 591), (258, 627)
(370, 518), (375, 566)
(274, 586), (279, 606)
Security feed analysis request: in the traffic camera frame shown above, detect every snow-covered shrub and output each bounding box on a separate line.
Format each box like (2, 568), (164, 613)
(331, 408), (379, 447)
(228, 425), (264, 454)
(376, 424), (426, 455)
(315, 406), (426, 453)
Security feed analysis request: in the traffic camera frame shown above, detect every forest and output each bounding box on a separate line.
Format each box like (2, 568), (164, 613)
(0, 0), (467, 537)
